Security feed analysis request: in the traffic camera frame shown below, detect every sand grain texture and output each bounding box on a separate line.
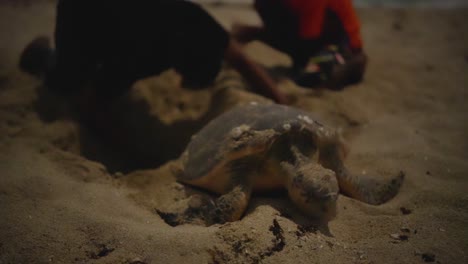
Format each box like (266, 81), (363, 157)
(0, 2), (467, 263)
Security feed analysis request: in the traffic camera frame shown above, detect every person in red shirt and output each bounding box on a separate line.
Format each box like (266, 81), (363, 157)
(233, 0), (368, 89)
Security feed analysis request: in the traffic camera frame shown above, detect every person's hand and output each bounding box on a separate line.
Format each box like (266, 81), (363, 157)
(326, 50), (368, 90)
(272, 91), (293, 105)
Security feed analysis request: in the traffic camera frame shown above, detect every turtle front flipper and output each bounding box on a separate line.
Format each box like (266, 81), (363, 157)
(160, 156), (258, 226)
(318, 137), (404, 205)
(198, 156), (259, 225)
(339, 170), (404, 205)
(203, 185), (252, 225)
(157, 185), (252, 226)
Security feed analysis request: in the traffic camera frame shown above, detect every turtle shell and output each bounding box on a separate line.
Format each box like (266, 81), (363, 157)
(180, 103), (328, 182)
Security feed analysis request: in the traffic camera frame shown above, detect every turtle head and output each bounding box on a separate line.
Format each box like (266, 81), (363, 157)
(280, 147), (339, 222)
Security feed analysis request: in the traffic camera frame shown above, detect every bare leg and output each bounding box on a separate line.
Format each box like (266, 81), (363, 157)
(224, 39), (288, 104)
(231, 23), (264, 44)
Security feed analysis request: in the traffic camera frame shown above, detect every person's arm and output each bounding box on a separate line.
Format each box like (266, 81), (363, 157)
(224, 39), (288, 104)
(231, 23), (263, 44)
(328, 0), (363, 53)
(294, 0), (328, 40)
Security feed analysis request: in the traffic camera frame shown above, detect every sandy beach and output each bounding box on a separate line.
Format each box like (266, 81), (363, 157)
(0, 1), (467, 263)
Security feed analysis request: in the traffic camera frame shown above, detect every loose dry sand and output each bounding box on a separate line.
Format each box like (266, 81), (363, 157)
(0, 1), (467, 263)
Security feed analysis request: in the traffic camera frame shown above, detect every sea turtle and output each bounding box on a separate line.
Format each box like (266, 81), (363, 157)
(159, 103), (404, 226)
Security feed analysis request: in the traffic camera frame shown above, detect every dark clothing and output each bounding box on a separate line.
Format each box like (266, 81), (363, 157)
(48, 0), (229, 98)
(254, 0), (354, 69)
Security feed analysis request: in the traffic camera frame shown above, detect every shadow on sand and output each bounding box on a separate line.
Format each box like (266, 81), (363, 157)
(34, 70), (271, 173)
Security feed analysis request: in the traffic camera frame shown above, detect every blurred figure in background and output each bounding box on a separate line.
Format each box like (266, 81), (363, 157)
(20, 0), (288, 119)
(232, 0), (368, 89)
